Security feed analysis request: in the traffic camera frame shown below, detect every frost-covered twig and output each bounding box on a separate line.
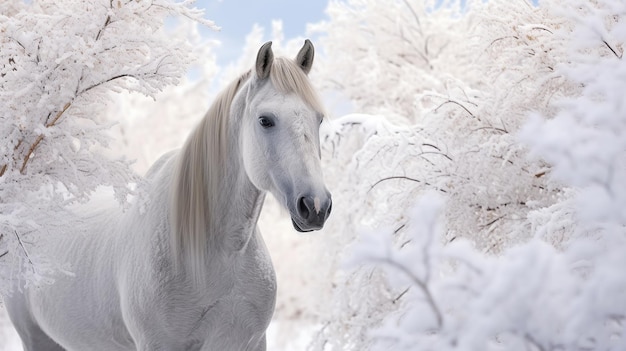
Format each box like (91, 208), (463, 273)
(368, 175), (448, 194)
(368, 176), (423, 192)
(371, 256), (443, 329)
(433, 99), (478, 120)
(0, 233), (7, 260)
(12, 230), (34, 271)
(602, 40), (622, 59)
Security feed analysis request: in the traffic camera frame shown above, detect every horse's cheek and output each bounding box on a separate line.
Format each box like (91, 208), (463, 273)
(242, 133), (269, 190)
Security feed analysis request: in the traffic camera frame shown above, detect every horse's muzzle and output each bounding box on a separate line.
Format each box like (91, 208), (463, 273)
(291, 193), (332, 232)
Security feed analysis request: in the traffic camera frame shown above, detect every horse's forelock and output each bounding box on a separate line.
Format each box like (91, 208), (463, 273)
(269, 57), (326, 117)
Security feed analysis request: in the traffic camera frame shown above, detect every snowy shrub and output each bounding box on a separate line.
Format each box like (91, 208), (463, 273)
(349, 194), (625, 351)
(0, 0), (215, 294)
(298, 0), (626, 350)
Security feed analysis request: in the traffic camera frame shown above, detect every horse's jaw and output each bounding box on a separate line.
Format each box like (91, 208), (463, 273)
(291, 217), (315, 233)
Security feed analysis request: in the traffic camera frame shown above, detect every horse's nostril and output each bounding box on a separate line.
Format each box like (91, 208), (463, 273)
(298, 196), (310, 219)
(327, 201), (332, 216)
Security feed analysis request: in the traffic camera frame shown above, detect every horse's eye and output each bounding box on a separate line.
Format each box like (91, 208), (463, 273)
(259, 116), (275, 128)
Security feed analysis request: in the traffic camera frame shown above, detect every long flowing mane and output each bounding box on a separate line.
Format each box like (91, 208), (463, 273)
(170, 57), (324, 284)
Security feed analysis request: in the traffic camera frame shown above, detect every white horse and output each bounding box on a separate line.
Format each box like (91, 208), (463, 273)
(4, 40), (331, 351)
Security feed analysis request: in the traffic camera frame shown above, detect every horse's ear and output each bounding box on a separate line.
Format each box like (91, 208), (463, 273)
(295, 39), (314, 75)
(256, 41), (274, 80)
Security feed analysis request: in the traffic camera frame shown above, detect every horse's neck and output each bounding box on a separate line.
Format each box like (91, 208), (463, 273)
(191, 102), (265, 253)
(214, 159), (265, 252)
(143, 147), (264, 285)
(144, 82), (267, 293)
(185, 119), (264, 295)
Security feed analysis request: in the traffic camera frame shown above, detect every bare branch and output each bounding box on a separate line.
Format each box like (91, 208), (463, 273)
(603, 39), (622, 59)
(530, 26), (553, 35)
(46, 102), (72, 128)
(8, 36), (26, 50)
(368, 176), (422, 192)
(79, 73), (138, 95)
(487, 36), (520, 51)
(0, 140), (23, 177)
(481, 215), (504, 228)
(17, 102), (72, 175)
(0, 233), (7, 259)
(392, 286), (410, 304)
(394, 224), (406, 235)
(422, 143), (440, 151)
(95, 15), (111, 41)
(371, 256), (443, 329)
(417, 151), (453, 162)
(470, 126), (508, 134)
(13, 230), (35, 269)
(401, 0), (423, 36)
(20, 134), (44, 175)
(368, 175), (448, 194)
(434, 99), (478, 120)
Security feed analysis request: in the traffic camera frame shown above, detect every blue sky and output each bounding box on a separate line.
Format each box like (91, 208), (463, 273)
(196, 0), (329, 65)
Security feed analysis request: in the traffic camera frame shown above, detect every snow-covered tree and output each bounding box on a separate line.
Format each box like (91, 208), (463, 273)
(303, 0), (626, 350)
(106, 22), (220, 175)
(0, 0), (215, 294)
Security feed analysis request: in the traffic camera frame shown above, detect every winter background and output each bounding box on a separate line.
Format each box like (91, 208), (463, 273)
(2, 0), (626, 350)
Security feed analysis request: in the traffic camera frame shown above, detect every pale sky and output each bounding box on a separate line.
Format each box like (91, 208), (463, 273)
(196, 0), (329, 65)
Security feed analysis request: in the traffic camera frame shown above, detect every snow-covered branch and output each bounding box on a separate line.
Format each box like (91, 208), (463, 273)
(279, 0), (626, 350)
(0, 0), (216, 294)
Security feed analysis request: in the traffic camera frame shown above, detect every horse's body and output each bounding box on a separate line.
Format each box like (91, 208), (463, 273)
(4, 41), (331, 351)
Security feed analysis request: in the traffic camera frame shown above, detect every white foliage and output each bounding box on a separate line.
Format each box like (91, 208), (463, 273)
(310, 0), (470, 124)
(293, 0), (626, 350)
(0, 0), (215, 294)
(348, 193), (626, 350)
(106, 22), (220, 174)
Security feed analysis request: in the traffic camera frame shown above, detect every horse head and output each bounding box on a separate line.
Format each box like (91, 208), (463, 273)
(240, 40), (332, 232)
